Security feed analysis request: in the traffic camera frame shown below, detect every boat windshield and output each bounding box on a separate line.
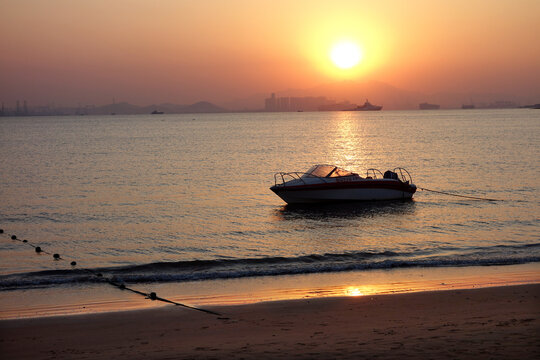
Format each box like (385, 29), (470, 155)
(302, 165), (356, 178)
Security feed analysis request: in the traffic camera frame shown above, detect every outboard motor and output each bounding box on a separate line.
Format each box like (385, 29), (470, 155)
(383, 170), (399, 180)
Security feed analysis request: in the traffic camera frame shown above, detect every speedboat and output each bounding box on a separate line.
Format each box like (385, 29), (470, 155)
(270, 165), (416, 204)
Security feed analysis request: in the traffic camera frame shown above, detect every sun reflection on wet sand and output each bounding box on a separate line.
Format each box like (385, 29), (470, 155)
(167, 263), (540, 307)
(344, 286), (364, 297)
(3, 263), (538, 319)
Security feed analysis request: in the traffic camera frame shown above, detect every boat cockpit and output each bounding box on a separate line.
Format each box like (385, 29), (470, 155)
(302, 165), (359, 178)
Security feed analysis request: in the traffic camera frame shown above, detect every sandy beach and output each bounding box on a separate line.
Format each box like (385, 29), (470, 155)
(1, 283), (539, 359)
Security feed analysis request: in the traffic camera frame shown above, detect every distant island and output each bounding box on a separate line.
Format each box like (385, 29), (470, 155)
(2, 79), (538, 116)
(0, 101), (227, 116)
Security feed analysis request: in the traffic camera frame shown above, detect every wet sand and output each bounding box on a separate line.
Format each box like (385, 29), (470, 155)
(1, 284), (539, 359)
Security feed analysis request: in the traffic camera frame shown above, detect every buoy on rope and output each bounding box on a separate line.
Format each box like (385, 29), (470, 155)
(1, 229), (223, 317)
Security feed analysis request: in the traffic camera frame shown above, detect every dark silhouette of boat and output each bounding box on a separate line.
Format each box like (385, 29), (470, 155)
(345, 99), (382, 111)
(419, 102), (440, 110)
(271, 165), (416, 204)
(151, 110), (164, 114)
(462, 104), (475, 109)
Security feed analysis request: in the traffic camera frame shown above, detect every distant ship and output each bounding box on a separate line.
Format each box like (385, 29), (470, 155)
(346, 99), (382, 111)
(461, 104), (475, 109)
(151, 110), (164, 114)
(419, 102), (440, 110)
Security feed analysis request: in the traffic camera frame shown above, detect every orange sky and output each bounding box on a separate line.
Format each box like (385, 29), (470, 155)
(1, 0), (539, 107)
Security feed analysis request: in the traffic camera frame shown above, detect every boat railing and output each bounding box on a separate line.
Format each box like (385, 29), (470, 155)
(366, 168), (413, 183)
(275, 168), (413, 186)
(274, 172), (303, 186)
(393, 168), (413, 184)
(366, 168), (384, 179)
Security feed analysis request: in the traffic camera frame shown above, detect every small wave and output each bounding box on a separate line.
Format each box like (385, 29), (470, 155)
(1, 244), (539, 291)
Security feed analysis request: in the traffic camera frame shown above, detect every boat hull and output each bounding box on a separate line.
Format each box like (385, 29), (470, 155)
(270, 180), (416, 204)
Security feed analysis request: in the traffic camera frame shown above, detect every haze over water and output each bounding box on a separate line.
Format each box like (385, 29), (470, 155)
(0, 110), (538, 296)
(2, 1), (539, 108)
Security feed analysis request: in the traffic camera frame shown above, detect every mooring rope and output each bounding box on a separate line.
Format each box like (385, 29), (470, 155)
(418, 187), (501, 201)
(0, 229), (223, 317)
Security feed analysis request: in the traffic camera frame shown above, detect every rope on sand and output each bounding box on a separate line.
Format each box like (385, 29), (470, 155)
(0, 230), (223, 317)
(418, 187), (502, 202)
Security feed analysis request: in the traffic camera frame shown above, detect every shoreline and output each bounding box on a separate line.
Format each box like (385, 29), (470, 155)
(1, 283), (539, 359)
(1, 262), (539, 320)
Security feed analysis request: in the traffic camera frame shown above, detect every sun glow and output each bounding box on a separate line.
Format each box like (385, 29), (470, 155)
(330, 41), (362, 69)
(303, 22), (390, 80)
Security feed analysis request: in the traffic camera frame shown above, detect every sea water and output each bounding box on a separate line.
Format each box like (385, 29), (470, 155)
(0, 110), (539, 313)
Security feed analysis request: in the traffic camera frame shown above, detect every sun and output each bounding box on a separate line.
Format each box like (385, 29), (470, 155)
(330, 41), (362, 69)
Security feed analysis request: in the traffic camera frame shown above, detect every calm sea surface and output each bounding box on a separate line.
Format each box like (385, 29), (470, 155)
(0, 110), (539, 290)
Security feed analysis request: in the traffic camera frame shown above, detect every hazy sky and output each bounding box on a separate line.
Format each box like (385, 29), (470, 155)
(1, 0), (539, 106)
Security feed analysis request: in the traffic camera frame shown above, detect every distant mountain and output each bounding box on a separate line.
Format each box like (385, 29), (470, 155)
(85, 101), (227, 115)
(99, 102), (142, 114)
(221, 93), (268, 112)
(9, 81), (533, 117)
(140, 101), (226, 114)
(181, 101), (226, 113)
